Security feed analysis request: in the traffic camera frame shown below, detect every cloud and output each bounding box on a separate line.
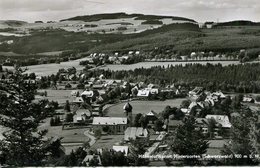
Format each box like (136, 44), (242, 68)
(0, 0), (259, 22)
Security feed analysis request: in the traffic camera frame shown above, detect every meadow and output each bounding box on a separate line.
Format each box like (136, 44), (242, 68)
(103, 99), (186, 118)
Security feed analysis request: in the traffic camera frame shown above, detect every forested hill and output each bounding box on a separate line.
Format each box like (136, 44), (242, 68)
(61, 12), (196, 23)
(214, 20), (260, 27)
(97, 63), (260, 93)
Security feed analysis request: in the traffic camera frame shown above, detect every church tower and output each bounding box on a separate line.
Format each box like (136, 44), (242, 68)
(123, 102), (133, 126)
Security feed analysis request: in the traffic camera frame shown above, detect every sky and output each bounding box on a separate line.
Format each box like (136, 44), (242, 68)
(0, 0), (260, 23)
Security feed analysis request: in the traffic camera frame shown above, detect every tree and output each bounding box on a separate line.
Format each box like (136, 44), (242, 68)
(89, 156), (100, 166)
(154, 120), (164, 132)
(64, 100), (71, 112)
(134, 113), (143, 127)
(128, 139), (149, 166)
(94, 129), (102, 139)
(181, 100), (191, 108)
(0, 68), (50, 166)
(207, 118), (217, 139)
(171, 117), (208, 166)
(221, 112), (257, 165)
(65, 113), (73, 122)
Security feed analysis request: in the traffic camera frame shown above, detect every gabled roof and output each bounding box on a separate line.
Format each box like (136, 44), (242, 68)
(123, 102), (133, 112)
(73, 97), (84, 103)
(112, 146), (129, 156)
(206, 115), (232, 128)
(124, 127), (148, 141)
(81, 90), (94, 97)
(146, 110), (158, 118)
(137, 89), (150, 97)
(92, 117), (127, 125)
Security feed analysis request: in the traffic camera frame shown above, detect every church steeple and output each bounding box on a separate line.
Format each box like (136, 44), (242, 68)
(123, 102), (133, 126)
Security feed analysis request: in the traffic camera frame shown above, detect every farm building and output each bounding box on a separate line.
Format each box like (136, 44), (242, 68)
(112, 146), (129, 156)
(205, 115), (232, 129)
(137, 89), (150, 98)
(92, 117), (128, 134)
(124, 127), (148, 141)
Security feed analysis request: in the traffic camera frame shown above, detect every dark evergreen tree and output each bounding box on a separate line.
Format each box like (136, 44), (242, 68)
(171, 116), (208, 166)
(0, 68), (50, 166)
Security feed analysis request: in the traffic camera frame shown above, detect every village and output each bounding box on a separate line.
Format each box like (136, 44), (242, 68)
(1, 61), (257, 166)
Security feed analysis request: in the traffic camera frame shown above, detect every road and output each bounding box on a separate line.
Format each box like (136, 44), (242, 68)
(84, 130), (96, 146)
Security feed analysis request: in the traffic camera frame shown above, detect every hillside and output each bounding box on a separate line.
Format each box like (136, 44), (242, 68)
(61, 12), (196, 23)
(1, 13), (260, 58)
(214, 20), (260, 27)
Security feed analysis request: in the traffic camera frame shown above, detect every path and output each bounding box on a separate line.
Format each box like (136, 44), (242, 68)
(84, 130), (96, 146)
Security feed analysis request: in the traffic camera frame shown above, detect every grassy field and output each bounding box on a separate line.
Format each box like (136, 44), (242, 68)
(23, 57), (92, 76)
(90, 134), (124, 150)
(104, 99), (186, 117)
(36, 89), (84, 104)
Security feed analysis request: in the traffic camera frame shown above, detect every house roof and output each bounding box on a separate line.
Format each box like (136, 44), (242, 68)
(146, 110), (158, 118)
(73, 97), (84, 103)
(81, 90), (94, 97)
(188, 102), (198, 109)
(92, 117), (127, 125)
(112, 146), (129, 156)
(196, 118), (209, 126)
(123, 102), (133, 112)
(206, 115), (232, 128)
(137, 89), (150, 97)
(180, 108), (189, 114)
(82, 155), (102, 165)
(124, 127), (148, 141)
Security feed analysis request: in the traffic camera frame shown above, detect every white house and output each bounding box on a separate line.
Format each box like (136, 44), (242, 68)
(124, 127), (148, 141)
(137, 89), (150, 98)
(112, 146), (129, 156)
(206, 115), (232, 129)
(81, 90), (94, 98)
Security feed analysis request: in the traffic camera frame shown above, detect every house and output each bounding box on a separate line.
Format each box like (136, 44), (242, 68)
(73, 97), (84, 104)
(92, 117), (128, 134)
(212, 91), (226, 99)
(124, 127), (148, 141)
(147, 83), (159, 89)
(71, 90), (80, 97)
(73, 108), (91, 123)
(195, 118), (209, 134)
(137, 89), (150, 98)
(243, 96), (255, 103)
(168, 120), (183, 133)
(81, 90), (94, 98)
(189, 87), (204, 99)
(82, 155), (102, 166)
(146, 110), (159, 122)
(148, 88), (159, 95)
(112, 146), (129, 156)
(92, 84), (104, 90)
(206, 115), (232, 129)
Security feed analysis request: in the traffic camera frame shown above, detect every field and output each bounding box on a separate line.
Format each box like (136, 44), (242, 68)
(90, 134), (124, 150)
(36, 89), (84, 104)
(23, 57), (91, 76)
(104, 99), (186, 117)
(39, 117), (89, 154)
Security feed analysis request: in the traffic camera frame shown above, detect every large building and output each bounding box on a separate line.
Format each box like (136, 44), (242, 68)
(124, 127), (148, 141)
(92, 117), (128, 134)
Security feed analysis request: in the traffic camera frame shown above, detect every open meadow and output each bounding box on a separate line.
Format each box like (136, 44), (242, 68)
(104, 98), (186, 117)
